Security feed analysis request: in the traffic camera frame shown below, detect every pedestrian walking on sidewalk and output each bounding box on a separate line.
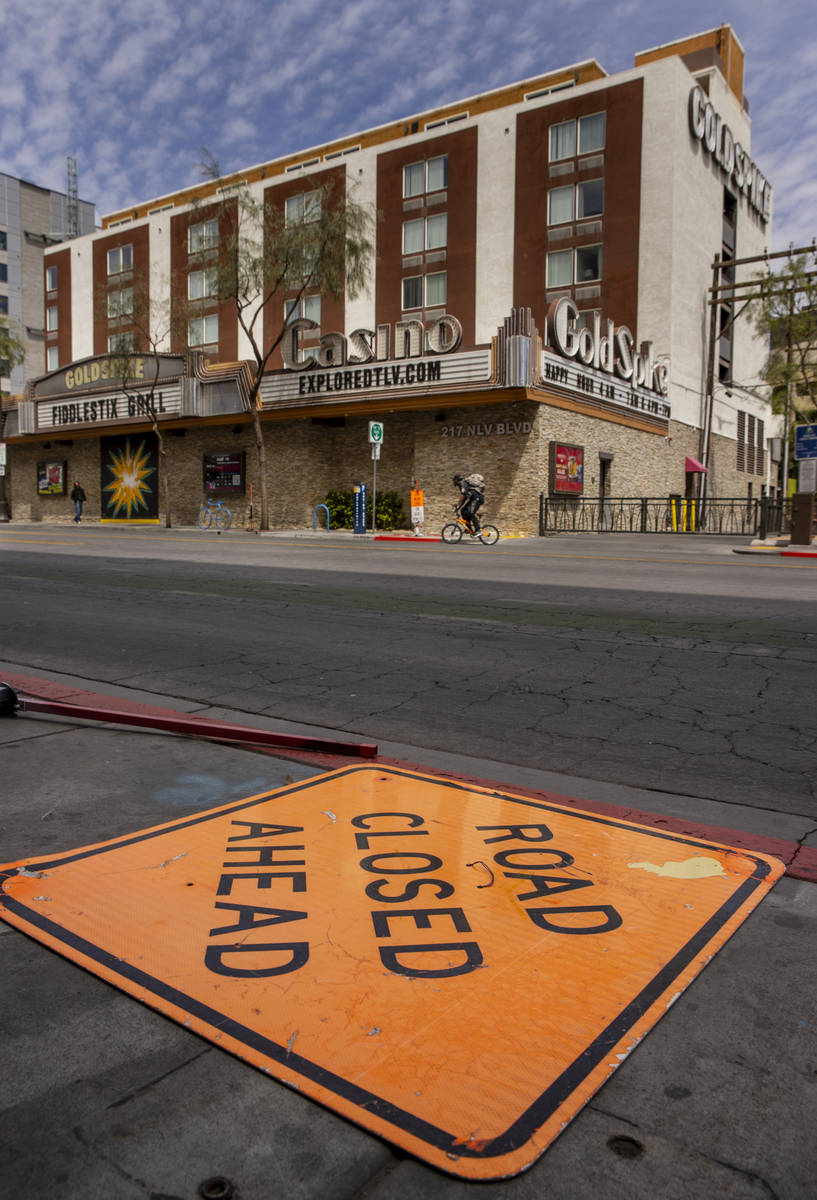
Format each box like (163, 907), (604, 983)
(70, 481), (87, 523)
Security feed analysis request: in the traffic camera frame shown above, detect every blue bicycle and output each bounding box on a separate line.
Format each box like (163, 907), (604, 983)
(196, 497), (232, 530)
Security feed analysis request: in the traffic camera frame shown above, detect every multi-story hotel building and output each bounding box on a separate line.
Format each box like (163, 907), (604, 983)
(3, 25), (777, 532)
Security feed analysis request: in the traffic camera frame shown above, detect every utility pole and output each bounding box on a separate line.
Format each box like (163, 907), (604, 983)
(704, 241), (817, 514)
(781, 299), (794, 500)
(700, 254), (721, 510)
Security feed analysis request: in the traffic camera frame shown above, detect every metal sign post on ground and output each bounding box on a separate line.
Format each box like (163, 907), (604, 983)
(368, 421), (384, 533)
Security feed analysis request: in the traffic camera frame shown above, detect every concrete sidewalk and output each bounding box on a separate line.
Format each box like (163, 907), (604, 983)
(1, 669), (815, 1198)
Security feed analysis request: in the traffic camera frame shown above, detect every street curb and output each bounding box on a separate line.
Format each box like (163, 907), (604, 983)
(4, 670), (815, 885)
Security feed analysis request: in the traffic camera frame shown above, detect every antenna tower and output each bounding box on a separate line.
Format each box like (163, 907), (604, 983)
(66, 156), (79, 239)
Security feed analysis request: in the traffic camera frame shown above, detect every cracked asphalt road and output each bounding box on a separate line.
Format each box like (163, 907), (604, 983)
(1, 529), (815, 819)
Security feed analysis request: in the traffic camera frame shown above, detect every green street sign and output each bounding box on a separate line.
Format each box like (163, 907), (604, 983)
(368, 421), (384, 444)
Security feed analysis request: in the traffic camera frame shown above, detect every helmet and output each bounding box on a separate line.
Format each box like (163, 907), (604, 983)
(0, 683), (19, 718)
(453, 474), (463, 485)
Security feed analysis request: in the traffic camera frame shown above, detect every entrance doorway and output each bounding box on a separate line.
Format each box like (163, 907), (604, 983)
(598, 452), (613, 530)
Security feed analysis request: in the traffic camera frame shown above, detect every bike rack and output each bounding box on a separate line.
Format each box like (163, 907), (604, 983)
(313, 504), (331, 532)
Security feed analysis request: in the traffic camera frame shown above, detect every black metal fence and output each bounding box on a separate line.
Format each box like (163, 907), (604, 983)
(539, 495), (787, 537)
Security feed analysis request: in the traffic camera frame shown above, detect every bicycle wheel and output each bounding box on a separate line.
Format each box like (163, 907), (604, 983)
(196, 506), (212, 530)
(214, 505), (232, 530)
(441, 523), (463, 544)
(478, 525), (499, 545)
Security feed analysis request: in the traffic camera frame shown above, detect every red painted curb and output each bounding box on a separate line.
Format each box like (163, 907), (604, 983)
(3, 671), (814, 884)
(2, 673), (376, 759)
(780, 549), (817, 558)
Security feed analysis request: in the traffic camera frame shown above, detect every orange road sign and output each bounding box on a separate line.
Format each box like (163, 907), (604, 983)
(0, 766), (783, 1179)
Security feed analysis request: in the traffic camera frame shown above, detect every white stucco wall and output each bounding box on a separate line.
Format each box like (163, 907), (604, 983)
(636, 54), (772, 445)
(69, 236), (94, 361)
(474, 109), (517, 343)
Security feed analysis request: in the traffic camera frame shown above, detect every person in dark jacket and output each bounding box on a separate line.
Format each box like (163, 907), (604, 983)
(70, 481), (87, 523)
(453, 473), (485, 534)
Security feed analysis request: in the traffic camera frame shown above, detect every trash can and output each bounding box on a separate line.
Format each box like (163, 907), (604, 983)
(789, 492), (815, 546)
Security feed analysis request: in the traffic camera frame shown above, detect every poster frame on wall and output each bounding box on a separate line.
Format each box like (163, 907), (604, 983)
(202, 451), (246, 494)
(549, 442), (584, 495)
(37, 461), (68, 495)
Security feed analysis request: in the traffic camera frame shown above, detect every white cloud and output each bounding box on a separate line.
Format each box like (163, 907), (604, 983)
(0, 0), (813, 254)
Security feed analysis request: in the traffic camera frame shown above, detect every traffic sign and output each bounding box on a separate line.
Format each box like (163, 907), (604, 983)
(794, 423), (817, 460)
(410, 488), (425, 525)
(368, 421), (384, 444)
(0, 767), (783, 1179)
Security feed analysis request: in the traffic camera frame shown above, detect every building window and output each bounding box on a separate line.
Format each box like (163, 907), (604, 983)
(108, 331), (134, 353)
(546, 249), (573, 288)
(47, 345), (59, 370)
(548, 185), (574, 225)
(0, 231), (7, 251)
(579, 112), (606, 154)
(403, 219), (424, 255)
(403, 213), (448, 253)
(188, 219), (219, 253)
(402, 275), (423, 310)
(550, 114), (606, 161)
(46, 265), (58, 291)
(403, 155), (447, 198)
(46, 305), (59, 331)
(285, 190), (321, 224)
(0, 296), (8, 315)
(575, 244), (602, 282)
(188, 268), (218, 300)
(285, 294), (321, 324)
(426, 213), (447, 248)
(736, 411), (765, 475)
(0, 263), (7, 283)
(402, 272), (447, 310)
(188, 314), (219, 346)
(107, 244), (133, 275)
(575, 309), (600, 330)
(549, 120), (576, 162)
(576, 179), (604, 219)
(107, 288), (133, 319)
(425, 271), (447, 308)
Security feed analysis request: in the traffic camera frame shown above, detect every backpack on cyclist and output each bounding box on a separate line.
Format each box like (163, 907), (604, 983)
(463, 473), (485, 494)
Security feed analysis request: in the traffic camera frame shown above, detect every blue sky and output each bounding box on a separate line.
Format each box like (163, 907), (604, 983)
(2, 0), (815, 253)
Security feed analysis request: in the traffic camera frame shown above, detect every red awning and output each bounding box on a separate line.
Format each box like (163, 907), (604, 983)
(685, 456), (708, 473)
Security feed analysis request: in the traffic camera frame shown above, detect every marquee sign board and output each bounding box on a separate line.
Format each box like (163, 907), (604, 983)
(540, 349), (671, 419)
(0, 767), (782, 1179)
(36, 384), (183, 433)
(33, 354), (186, 399)
(259, 350), (493, 408)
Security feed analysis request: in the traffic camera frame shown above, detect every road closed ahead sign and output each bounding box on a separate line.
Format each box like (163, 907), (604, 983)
(0, 766), (782, 1179)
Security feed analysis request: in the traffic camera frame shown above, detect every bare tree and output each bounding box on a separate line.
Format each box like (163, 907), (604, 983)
(103, 284), (181, 527)
(196, 156), (375, 529)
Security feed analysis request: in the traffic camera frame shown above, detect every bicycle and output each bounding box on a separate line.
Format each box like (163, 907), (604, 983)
(196, 497), (232, 530)
(441, 506), (499, 545)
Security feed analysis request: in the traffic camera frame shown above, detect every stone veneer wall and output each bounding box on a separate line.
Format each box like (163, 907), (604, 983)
(6, 402), (763, 530)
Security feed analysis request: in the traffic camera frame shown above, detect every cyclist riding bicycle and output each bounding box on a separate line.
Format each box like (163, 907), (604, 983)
(453, 472), (485, 534)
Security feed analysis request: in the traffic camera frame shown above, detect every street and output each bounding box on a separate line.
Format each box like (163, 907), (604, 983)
(1, 526), (815, 819)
